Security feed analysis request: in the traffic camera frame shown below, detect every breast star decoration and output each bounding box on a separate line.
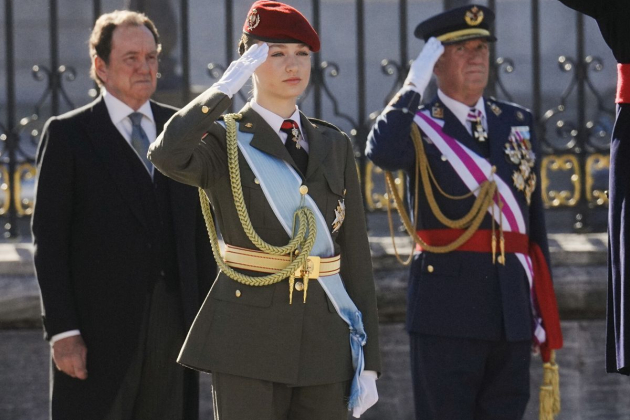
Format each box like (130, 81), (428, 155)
(505, 126), (536, 205)
(331, 199), (345, 233)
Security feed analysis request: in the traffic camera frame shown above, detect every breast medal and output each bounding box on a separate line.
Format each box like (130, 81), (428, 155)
(332, 199), (345, 233)
(505, 126), (536, 204)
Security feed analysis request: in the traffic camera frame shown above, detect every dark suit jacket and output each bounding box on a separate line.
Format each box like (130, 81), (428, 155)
(557, 0), (630, 375)
(558, 0), (630, 63)
(367, 88), (552, 342)
(32, 96), (215, 419)
(148, 88), (381, 386)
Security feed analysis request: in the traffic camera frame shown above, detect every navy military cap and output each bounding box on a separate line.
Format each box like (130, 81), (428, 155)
(414, 4), (497, 44)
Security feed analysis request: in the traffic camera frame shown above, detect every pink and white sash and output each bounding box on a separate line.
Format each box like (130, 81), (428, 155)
(414, 110), (546, 344)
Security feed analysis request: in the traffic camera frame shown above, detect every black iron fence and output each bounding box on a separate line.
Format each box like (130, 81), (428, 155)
(0, 0), (615, 238)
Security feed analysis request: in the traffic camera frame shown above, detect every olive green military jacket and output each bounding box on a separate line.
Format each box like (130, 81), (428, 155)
(148, 88), (381, 386)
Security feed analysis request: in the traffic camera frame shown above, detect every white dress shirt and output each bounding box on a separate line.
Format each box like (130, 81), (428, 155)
(437, 89), (487, 136)
(250, 100), (310, 153)
(102, 89), (157, 146)
(50, 89), (157, 346)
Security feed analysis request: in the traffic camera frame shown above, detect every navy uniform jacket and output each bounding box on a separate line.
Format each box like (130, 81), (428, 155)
(558, 0), (630, 374)
(366, 87), (552, 342)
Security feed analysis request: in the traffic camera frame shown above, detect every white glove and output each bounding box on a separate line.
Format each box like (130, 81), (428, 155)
(404, 37), (444, 95)
(213, 43), (269, 98)
(352, 370), (378, 418)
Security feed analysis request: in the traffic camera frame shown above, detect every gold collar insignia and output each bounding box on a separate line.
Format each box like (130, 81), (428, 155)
(432, 103), (444, 119)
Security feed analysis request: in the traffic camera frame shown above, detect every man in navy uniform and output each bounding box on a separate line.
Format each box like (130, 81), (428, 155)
(366, 5), (562, 419)
(556, 0), (630, 376)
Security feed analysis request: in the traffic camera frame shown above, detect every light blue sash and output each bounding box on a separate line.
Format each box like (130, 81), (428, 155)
(224, 121), (367, 409)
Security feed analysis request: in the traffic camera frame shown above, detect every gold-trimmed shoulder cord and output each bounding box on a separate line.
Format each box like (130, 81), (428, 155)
(384, 123), (500, 264)
(198, 113), (318, 296)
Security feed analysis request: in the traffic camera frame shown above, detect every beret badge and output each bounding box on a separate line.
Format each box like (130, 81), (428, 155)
(247, 8), (261, 31)
(464, 6), (484, 26)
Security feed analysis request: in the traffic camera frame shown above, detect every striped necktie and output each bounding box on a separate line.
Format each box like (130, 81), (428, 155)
(280, 119), (308, 175)
(128, 112), (153, 174)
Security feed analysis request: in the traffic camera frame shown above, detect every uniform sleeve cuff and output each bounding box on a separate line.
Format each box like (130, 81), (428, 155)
(50, 330), (81, 345)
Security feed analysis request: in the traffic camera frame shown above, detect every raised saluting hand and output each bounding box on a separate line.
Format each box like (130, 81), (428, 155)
(404, 37), (445, 97)
(213, 43), (269, 98)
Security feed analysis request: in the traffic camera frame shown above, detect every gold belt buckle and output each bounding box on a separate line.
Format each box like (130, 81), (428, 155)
(294, 256), (320, 279)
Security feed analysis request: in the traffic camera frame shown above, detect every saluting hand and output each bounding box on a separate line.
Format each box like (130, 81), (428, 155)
(52, 335), (88, 380)
(404, 37), (445, 96)
(213, 43), (269, 98)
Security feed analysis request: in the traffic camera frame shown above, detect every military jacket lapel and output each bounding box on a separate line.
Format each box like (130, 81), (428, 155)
(86, 97), (150, 232)
(238, 104), (300, 172)
(438, 99), (486, 157)
(485, 99), (512, 168)
(300, 113), (332, 180)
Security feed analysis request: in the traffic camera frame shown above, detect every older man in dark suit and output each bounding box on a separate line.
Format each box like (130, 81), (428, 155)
(32, 10), (215, 420)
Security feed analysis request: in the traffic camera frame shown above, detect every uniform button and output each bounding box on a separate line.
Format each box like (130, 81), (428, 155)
(201, 105), (209, 114)
(427, 265), (434, 273)
(299, 185), (308, 195)
(402, 107), (409, 113)
(295, 281), (304, 292)
(254, 178), (260, 185)
(235, 290), (242, 298)
(160, 270), (166, 277)
(441, 155), (447, 161)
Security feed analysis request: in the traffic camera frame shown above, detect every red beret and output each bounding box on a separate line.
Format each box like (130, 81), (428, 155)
(243, 1), (320, 52)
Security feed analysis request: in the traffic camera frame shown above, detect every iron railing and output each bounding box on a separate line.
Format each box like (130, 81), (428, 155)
(0, 0), (615, 237)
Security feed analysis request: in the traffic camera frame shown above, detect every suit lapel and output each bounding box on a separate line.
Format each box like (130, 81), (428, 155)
(301, 113), (332, 180)
(85, 97), (150, 232)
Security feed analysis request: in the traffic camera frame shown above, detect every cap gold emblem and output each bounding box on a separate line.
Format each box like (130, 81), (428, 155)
(247, 9), (260, 31)
(465, 6), (484, 26)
